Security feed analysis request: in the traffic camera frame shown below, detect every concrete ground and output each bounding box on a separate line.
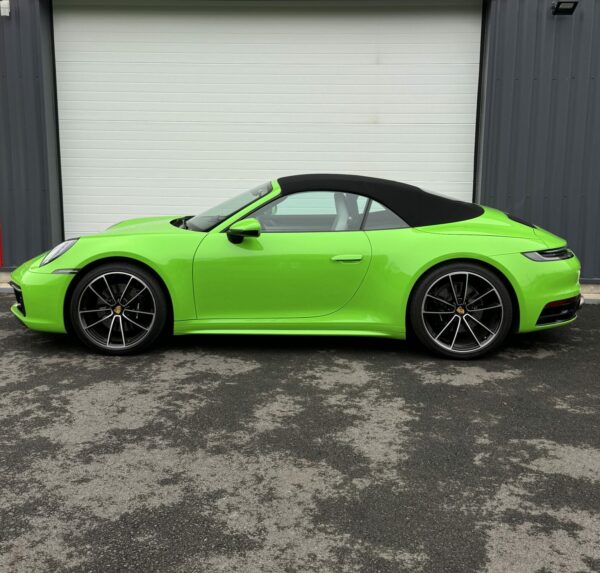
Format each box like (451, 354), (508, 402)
(0, 293), (599, 573)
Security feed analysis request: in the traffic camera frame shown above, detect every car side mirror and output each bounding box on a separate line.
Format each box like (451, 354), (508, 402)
(227, 218), (262, 244)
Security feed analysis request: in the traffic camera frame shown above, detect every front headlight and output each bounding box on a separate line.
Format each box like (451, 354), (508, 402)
(40, 239), (78, 267)
(522, 247), (574, 262)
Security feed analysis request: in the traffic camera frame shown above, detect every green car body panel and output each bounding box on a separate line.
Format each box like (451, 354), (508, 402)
(10, 178), (581, 340)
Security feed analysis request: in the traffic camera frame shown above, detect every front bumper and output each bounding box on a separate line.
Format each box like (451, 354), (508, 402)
(9, 258), (75, 333)
(9, 281), (26, 316)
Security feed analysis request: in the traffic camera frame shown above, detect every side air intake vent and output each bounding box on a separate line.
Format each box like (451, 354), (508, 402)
(506, 213), (536, 228)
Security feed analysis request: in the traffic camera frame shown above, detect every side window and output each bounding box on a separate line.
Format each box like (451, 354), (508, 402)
(363, 200), (409, 230)
(250, 191), (368, 232)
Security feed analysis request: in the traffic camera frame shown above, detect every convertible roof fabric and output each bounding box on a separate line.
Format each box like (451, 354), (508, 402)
(278, 174), (483, 228)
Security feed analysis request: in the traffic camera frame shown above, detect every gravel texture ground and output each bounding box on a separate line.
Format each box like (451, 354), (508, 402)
(1, 294), (599, 572)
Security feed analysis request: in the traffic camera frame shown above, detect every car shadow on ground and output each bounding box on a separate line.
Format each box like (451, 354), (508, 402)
(29, 323), (573, 362)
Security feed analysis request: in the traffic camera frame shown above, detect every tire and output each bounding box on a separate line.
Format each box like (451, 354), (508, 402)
(409, 262), (513, 359)
(69, 262), (168, 355)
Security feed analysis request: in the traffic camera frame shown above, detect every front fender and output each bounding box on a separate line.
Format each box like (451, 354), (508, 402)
(27, 234), (204, 322)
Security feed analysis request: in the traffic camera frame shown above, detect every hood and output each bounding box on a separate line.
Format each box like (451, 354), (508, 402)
(102, 216), (189, 236)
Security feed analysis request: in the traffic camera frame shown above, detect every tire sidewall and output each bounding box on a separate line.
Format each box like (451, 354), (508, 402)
(409, 262), (513, 359)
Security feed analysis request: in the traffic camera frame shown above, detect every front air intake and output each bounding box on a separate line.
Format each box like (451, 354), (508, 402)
(9, 281), (26, 316)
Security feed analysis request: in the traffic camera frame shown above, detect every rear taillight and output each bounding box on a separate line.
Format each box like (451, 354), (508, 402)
(523, 247), (574, 262)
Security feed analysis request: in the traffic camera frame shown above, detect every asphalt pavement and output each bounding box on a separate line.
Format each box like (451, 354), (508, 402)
(1, 293), (599, 572)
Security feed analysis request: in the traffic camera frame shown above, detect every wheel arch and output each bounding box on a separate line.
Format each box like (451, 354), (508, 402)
(405, 257), (521, 336)
(63, 256), (174, 335)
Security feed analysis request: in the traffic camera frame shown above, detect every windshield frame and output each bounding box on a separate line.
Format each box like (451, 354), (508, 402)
(187, 181), (277, 232)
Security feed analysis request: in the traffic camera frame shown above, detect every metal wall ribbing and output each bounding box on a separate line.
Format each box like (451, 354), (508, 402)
(477, 0), (600, 280)
(0, 0), (63, 269)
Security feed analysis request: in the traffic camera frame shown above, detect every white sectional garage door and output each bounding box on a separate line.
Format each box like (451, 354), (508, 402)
(53, 0), (482, 237)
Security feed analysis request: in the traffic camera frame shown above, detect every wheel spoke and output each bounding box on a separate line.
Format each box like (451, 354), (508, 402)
(118, 316), (126, 346)
(88, 284), (112, 307)
(435, 314), (458, 340)
(448, 275), (459, 305)
(106, 315), (117, 346)
(119, 276), (134, 304)
(466, 288), (494, 308)
(83, 312), (112, 330)
(470, 304), (502, 312)
(423, 310), (455, 315)
(463, 273), (469, 305)
(79, 308), (110, 314)
(102, 275), (117, 304)
(465, 313), (495, 336)
(124, 285), (147, 307)
(122, 312), (150, 332)
(426, 294), (455, 308)
(125, 309), (155, 316)
(462, 315), (481, 348)
(450, 316), (462, 349)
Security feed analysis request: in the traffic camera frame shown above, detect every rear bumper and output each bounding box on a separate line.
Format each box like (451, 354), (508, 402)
(536, 294), (583, 326)
(9, 261), (73, 333)
(494, 252), (581, 333)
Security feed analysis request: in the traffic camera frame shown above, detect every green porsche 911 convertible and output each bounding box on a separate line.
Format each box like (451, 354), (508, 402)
(10, 174), (582, 358)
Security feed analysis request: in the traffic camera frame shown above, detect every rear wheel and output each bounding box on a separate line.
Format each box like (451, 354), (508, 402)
(69, 263), (167, 355)
(409, 262), (513, 359)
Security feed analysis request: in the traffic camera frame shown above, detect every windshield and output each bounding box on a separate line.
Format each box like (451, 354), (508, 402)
(187, 181), (273, 231)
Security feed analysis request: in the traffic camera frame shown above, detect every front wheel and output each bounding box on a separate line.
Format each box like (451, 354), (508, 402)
(69, 263), (168, 355)
(409, 263), (513, 359)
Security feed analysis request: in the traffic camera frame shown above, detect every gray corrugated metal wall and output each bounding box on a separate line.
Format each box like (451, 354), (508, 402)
(0, 0), (63, 269)
(477, 0), (600, 281)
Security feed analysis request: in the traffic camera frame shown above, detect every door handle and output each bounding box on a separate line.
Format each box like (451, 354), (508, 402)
(331, 254), (363, 262)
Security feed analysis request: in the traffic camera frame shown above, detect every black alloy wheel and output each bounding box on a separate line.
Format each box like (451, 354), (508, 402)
(410, 262), (513, 359)
(69, 263), (168, 355)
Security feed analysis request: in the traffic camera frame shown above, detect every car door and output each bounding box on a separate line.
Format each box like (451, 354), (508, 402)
(194, 191), (372, 319)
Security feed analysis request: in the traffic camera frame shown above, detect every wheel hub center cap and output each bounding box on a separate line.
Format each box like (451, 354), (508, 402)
(456, 306), (465, 315)
(113, 305), (123, 315)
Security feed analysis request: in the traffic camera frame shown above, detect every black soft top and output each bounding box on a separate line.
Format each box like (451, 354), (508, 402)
(278, 174), (483, 228)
